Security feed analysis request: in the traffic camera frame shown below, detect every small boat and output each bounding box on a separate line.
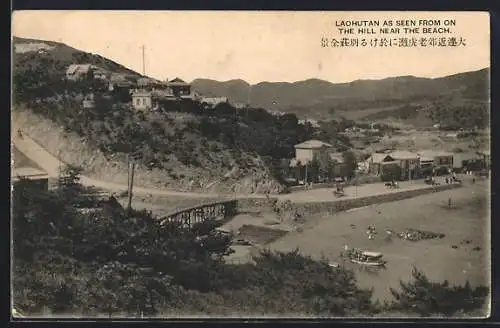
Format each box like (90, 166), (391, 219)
(361, 251), (383, 259)
(343, 250), (387, 267)
(349, 258), (387, 267)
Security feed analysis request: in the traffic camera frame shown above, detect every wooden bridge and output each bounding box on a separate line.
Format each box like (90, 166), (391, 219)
(159, 199), (238, 228)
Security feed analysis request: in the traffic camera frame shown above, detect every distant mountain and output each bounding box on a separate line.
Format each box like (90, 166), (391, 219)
(12, 35), (489, 125)
(192, 68), (489, 120)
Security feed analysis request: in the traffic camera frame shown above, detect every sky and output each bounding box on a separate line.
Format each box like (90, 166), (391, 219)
(12, 11), (490, 84)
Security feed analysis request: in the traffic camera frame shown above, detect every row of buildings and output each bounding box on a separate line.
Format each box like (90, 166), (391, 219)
(66, 64), (229, 111)
(288, 139), (490, 183)
(366, 149), (490, 179)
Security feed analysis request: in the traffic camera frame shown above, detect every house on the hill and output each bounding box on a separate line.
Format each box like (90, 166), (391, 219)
(131, 90), (153, 110)
(108, 74), (135, 91)
(289, 141), (349, 183)
(137, 77), (163, 89)
(294, 140), (333, 164)
(66, 64), (95, 81)
(167, 78), (192, 98)
(298, 119), (320, 128)
(93, 67), (110, 80)
(82, 93), (95, 109)
(130, 88), (176, 111)
(201, 96), (228, 108)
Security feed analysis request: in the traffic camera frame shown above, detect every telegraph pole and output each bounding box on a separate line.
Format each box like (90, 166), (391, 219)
(246, 84), (252, 118)
(127, 152), (137, 212)
(304, 162), (308, 190)
(142, 45), (146, 76)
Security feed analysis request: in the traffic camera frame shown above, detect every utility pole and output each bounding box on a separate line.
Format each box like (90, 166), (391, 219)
(127, 153), (136, 212)
(354, 169), (359, 196)
(304, 163), (308, 190)
(246, 84), (252, 118)
(126, 153), (130, 199)
(142, 45), (146, 76)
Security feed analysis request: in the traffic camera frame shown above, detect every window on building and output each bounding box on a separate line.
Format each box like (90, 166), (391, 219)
(136, 98), (141, 106)
(143, 98), (146, 106)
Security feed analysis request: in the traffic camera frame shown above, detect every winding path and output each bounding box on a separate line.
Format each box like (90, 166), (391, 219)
(12, 129), (443, 205)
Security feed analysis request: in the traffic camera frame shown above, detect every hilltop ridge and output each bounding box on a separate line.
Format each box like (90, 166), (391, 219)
(192, 68), (489, 121)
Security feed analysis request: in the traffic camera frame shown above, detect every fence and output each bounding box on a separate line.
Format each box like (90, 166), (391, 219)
(160, 199), (238, 228)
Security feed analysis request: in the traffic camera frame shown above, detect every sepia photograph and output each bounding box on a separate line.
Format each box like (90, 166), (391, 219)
(11, 11), (491, 319)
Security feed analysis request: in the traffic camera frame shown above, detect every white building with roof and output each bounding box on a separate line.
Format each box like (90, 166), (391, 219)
(367, 150), (420, 180)
(294, 140), (333, 164)
(166, 78), (192, 98)
(201, 96), (228, 108)
(130, 88), (176, 111)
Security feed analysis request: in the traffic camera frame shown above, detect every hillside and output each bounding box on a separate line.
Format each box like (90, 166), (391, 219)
(11, 36), (320, 194)
(13, 36), (141, 79)
(192, 68), (490, 122)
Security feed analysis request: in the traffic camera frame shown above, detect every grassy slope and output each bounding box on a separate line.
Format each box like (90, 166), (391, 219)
(12, 108), (282, 194)
(12, 37), (289, 194)
(13, 36), (140, 79)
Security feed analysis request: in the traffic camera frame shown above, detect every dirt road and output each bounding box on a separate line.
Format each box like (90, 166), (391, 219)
(12, 130), (460, 206)
(12, 133), (266, 200)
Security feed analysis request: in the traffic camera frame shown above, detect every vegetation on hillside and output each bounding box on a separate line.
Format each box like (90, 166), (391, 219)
(192, 69), (489, 125)
(12, 172), (489, 317)
(12, 43), (324, 192)
(363, 100), (489, 130)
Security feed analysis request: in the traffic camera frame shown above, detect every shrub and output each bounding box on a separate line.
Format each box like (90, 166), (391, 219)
(388, 267), (489, 317)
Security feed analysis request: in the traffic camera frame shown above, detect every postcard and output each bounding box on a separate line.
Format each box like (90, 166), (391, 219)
(11, 10), (490, 319)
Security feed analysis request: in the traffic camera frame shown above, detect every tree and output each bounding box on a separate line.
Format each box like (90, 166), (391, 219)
(342, 150), (357, 179)
(389, 267), (489, 317)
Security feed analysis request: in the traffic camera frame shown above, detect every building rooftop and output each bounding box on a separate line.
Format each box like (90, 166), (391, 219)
(369, 153), (394, 163)
(168, 77), (190, 86)
(131, 90), (152, 97)
(418, 150), (454, 158)
(294, 140), (333, 149)
(419, 156), (435, 162)
(110, 73), (133, 83)
(390, 150), (419, 160)
(66, 64), (94, 75)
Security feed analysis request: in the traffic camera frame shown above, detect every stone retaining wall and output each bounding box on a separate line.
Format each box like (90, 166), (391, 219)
(236, 183), (462, 216)
(237, 197), (277, 213)
(294, 183), (462, 216)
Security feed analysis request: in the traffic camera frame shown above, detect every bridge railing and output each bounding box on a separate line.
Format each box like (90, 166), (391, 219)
(159, 199), (238, 228)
